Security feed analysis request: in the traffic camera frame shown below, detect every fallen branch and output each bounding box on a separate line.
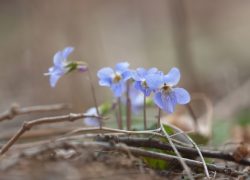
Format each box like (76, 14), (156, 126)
(97, 136), (250, 166)
(0, 103), (71, 122)
(0, 113), (102, 155)
(11, 141), (247, 177)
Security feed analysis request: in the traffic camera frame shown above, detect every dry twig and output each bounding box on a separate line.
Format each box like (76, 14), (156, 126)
(160, 123), (194, 180)
(163, 122), (210, 178)
(0, 113), (102, 155)
(0, 103), (71, 122)
(97, 136), (250, 166)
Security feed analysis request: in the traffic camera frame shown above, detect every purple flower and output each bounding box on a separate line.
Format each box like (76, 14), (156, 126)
(83, 107), (100, 127)
(97, 62), (132, 97)
(146, 67), (190, 113)
(45, 47), (74, 87)
(132, 67), (158, 96)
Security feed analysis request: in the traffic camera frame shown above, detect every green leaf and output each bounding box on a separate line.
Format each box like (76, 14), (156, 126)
(143, 148), (173, 170)
(236, 110), (250, 126)
(144, 157), (169, 170)
(211, 120), (231, 146)
(99, 102), (112, 116)
(162, 124), (175, 135)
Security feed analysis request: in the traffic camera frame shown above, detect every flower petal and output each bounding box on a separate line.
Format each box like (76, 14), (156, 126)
(62, 47), (74, 59)
(97, 67), (114, 79)
(134, 81), (142, 91)
(83, 107), (100, 127)
(147, 67), (158, 74)
(131, 70), (141, 81)
(164, 67), (180, 86)
(153, 92), (164, 110)
(122, 70), (132, 81)
(49, 73), (62, 88)
(161, 92), (177, 113)
(53, 51), (64, 66)
(145, 73), (163, 90)
(115, 62), (129, 73)
(173, 88), (190, 104)
(84, 118), (100, 126)
(99, 78), (112, 86)
(111, 83), (125, 97)
(136, 68), (146, 77)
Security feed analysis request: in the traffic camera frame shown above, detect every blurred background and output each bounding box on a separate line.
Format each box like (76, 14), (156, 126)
(0, 0), (249, 143)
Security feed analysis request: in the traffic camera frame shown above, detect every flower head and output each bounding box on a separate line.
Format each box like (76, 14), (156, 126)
(146, 67), (190, 113)
(83, 107), (100, 127)
(45, 47), (74, 87)
(97, 62), (132, 97)
(132, 67), (158, 96)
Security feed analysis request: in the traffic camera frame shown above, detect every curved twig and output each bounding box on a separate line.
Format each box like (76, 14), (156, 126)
(0, 103), (71, 122)
(160, 123), (194, 180)
(0, 113), (102, 155)
(164, 122), (210, 178)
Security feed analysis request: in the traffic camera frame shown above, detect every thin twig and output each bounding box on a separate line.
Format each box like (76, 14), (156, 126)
(169, 130), (194, 138)
(63, 127), (163, 138)
(0, 103), (71, 122)
(160, 123), (194, 180)
(164, 122), (210, 178)
(0, 113), (102, 155)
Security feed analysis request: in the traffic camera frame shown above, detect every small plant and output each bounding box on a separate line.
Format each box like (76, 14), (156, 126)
(1, 47), (248, 180)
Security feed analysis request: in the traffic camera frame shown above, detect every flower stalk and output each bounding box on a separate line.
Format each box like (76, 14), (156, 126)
(87, 69), (102, 129)
(117, 97), (123, 129)
(157, 108), (161, 128)
(126, 81), (131, 130)
(143, 95), (147, 130)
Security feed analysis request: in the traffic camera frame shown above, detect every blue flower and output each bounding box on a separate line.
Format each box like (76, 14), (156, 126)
(146, 67), (190, 113)
(45, 47), (74, 87)
(83, 107), (100, 127)
(132, 68), (159, 96)
(97, 62), (132, 97)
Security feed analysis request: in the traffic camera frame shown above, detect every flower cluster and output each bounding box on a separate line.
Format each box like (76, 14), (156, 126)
(98, 62), (190, 113)
(45, 47), (191, 127)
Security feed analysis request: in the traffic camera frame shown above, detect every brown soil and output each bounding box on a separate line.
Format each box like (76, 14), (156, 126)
(0, 145), (166, 180)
